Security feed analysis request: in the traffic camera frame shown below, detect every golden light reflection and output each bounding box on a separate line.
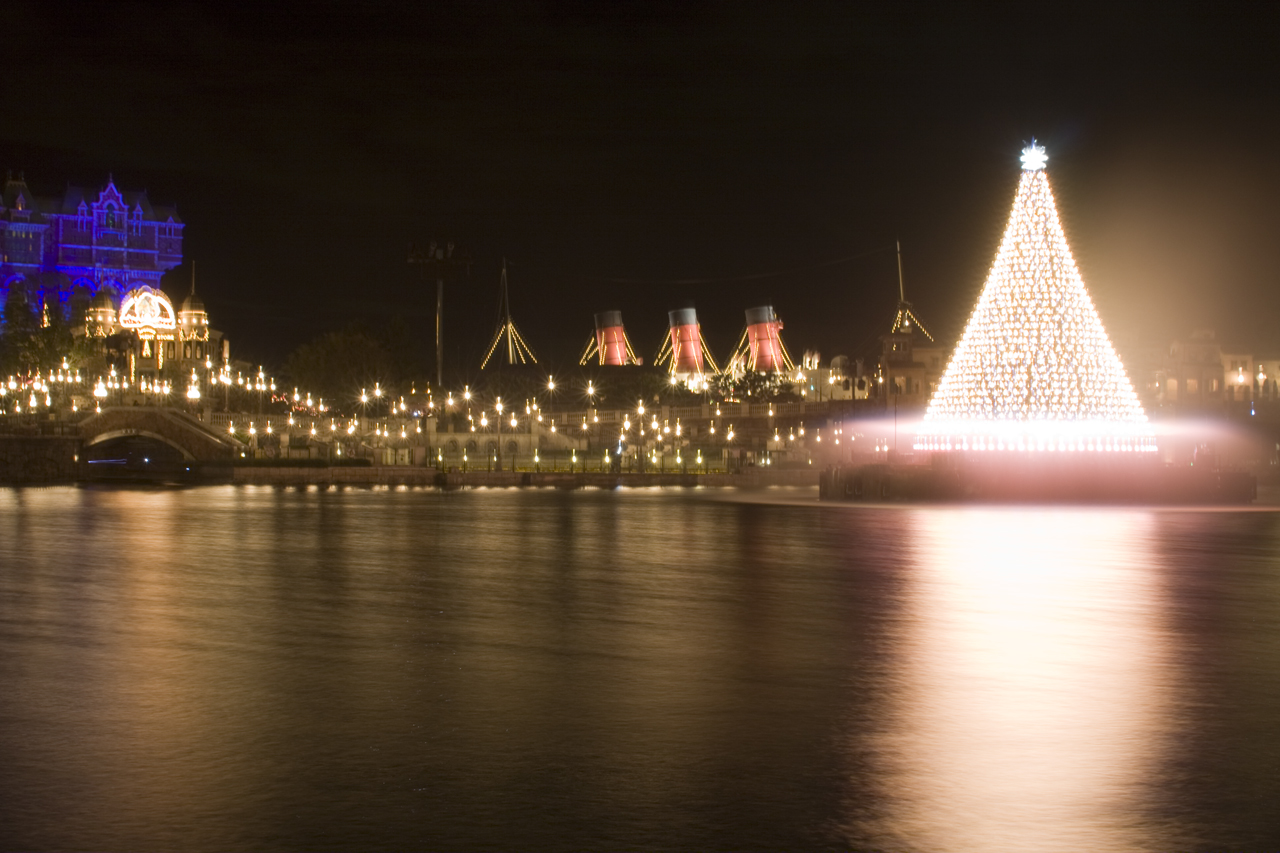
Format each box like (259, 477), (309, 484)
(851, 508), (1179, 852)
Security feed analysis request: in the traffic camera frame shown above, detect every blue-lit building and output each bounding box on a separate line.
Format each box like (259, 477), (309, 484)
(0, 171), (184, 316)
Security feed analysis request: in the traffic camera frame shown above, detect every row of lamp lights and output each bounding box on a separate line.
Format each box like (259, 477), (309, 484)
(0, 359), (83, 413)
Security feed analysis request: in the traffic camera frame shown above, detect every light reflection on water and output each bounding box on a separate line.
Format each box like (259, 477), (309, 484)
(849, 508), (1180, 852)
(1, 486), (1278, 851)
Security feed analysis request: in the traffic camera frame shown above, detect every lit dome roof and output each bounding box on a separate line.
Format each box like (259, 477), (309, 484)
(119, 286), (176, 330)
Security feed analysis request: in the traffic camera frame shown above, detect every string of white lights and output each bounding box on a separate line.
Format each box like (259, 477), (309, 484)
(916, 144), (1156, 453)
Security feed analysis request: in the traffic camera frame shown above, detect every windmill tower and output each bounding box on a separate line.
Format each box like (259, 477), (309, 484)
(480, 259), (537, 369)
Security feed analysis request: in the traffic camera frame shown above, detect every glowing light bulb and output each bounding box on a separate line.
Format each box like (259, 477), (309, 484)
(1020, 141), (1048, 171)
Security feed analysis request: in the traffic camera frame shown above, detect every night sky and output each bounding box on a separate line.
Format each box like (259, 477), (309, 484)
(6, 3), (1280, 377)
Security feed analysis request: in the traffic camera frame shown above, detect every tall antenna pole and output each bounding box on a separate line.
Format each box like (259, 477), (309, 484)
(408, 240), (470, 389)
(436, 276), (444, 387)
(502, 259), (514, 365)
(896, 239), (906, 303)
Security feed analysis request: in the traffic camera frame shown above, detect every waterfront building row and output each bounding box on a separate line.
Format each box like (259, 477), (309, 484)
(1126, 328), (1280, 414)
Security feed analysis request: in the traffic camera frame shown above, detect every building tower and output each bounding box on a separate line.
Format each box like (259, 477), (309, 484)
(879, 242), (942, 403)
(0, 172), (183, 315)
(177, 264), (212, 364)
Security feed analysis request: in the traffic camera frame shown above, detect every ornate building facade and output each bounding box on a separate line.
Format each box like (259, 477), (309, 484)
(0, 171), (184, 316)
(0, 169), (231, 389)
(87, 283), (221, 385)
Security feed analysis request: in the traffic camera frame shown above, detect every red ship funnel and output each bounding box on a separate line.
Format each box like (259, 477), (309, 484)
(667, 307), (704, 374)
(745, 305), (786, 372)
(594, 310), (629, 366)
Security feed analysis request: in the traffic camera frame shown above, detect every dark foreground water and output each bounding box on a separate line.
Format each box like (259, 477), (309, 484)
(2, 485), (1279, 851)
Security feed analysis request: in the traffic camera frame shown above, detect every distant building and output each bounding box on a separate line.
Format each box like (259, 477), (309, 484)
(1221, 348), (1256, 403)
(876, 301), (944, 409)
(1130, 329), (1280, 413)
(0, 170), (228, 387)
(0, 171), (184, 318)
(87, 282), (223, 386)
(1129, 329), (1223, 411)
(1256, 356), (1280, 400)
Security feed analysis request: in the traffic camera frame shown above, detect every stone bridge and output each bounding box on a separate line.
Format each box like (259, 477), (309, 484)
(79, 407), (240, 464)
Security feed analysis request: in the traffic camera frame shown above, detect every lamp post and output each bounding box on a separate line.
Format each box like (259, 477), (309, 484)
(495, 397), (504, 471)
(187, 369), (201, 409)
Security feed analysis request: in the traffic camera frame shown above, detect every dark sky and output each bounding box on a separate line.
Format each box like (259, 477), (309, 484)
(5, 2), (1280, 376)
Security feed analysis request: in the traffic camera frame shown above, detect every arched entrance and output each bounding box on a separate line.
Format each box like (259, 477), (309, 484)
(83, 430), (195, 481)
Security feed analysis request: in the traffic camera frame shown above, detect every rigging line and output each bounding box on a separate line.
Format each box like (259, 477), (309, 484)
(586, 244), (896, 286)
(204, 296), (435, 317)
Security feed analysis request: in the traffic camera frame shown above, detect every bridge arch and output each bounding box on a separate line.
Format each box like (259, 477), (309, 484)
(79, 407), (239, 464)
(85, 428), (197, 461)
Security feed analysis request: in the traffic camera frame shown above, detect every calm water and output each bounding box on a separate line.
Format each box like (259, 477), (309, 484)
(2, 485), (1279, 851)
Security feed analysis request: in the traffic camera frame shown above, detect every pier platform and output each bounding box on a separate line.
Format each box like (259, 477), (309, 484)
(819, 456), (1257, 504)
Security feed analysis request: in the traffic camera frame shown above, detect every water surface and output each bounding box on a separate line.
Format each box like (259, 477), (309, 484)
(1, 485), (1279, 850)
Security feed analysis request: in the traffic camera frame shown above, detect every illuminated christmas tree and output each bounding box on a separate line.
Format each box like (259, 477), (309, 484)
(916, 143), (1156, 453)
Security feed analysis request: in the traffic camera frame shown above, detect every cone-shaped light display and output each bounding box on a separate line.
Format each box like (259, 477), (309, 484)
(916, 144), (1155, 453)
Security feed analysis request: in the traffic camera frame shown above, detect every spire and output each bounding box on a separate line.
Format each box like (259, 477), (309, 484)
(896, 239), (905, 303)
(181, 260), (205, 315)
(916, 144), (1154, 453)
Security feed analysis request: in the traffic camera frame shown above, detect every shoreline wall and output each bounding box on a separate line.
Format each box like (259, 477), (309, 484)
(0, 436), (82, 484)
(230, 466), (818, 489)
